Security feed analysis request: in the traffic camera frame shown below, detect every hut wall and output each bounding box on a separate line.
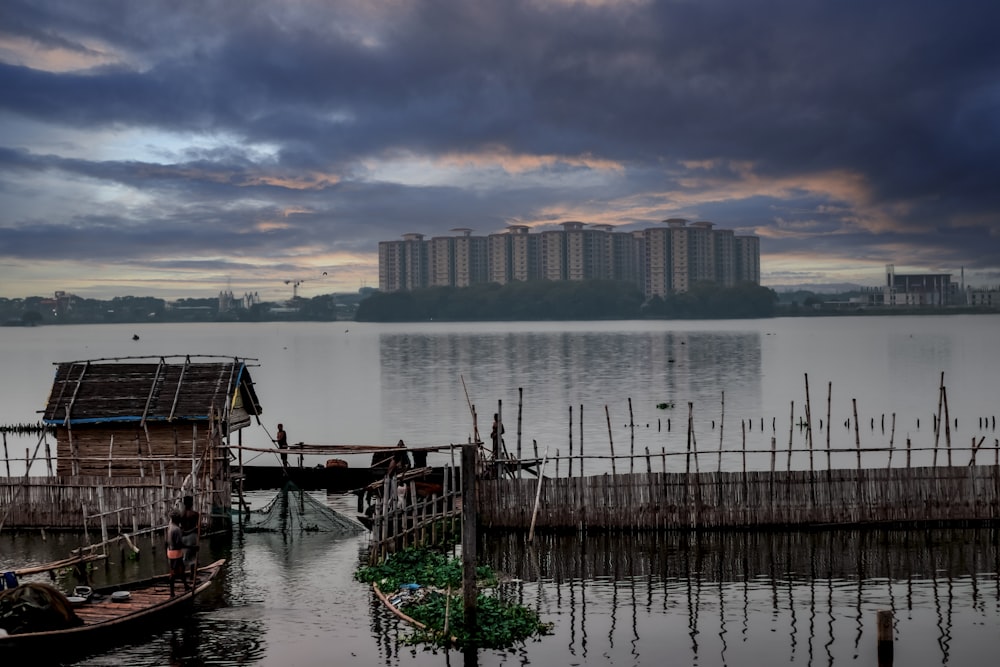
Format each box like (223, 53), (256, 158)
(55, 423), (217, 478)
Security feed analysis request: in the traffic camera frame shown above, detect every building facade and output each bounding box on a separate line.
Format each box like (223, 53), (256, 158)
(378, 219), (761, 299)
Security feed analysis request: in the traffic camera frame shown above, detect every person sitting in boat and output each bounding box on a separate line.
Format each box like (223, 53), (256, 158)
(166, 510), (189, 596)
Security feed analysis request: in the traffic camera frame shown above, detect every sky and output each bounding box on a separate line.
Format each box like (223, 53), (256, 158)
(1, 0), (998, 302)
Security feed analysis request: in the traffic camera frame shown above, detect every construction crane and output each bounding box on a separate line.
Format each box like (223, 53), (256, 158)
(284, 271), (328, 300)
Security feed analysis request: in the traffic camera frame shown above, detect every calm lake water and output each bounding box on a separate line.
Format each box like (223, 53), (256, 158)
(2, 316), (999, 665)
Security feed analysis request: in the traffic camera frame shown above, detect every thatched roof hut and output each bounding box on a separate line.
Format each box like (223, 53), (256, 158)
(41, 355), (262, 479)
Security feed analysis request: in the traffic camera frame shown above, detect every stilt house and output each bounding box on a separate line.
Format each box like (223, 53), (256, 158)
(41, 355), (262, 528)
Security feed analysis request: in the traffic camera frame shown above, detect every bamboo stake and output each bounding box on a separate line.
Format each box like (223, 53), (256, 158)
(568, 405), (573, 479)
(579, 404), (584, 477)
(628, 397), (635, 474)
(527, 446), (549, 543)
(787, 401), (794, 473)
(888, 414), (896, 468)
(2, 433), (9, 478)
(942, 384), (952, 466)
(826, 381), (832, 471)
(853, 399), (861, 470)
(805, 374), (814, 471)
(718, 391), (725, 473)
(517, 387), (523, 463)
(933, 372), (944, 467)
(605, 405), (617, 476)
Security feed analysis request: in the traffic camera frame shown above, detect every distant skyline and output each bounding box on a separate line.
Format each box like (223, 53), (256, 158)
(2, 0), (998, 302)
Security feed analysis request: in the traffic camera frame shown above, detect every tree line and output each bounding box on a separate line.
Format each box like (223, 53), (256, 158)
(355, 280), (779, 321)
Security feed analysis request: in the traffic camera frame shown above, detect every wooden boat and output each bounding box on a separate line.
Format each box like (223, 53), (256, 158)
(0, 558), (225, 659)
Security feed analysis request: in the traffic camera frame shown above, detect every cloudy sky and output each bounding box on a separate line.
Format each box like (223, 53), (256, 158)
(1, 0), (998, 301)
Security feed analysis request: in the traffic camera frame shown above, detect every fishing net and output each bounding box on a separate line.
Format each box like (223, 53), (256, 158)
(236, 481), (364, 534)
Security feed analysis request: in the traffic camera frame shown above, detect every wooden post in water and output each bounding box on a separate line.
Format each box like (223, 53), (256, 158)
(3, 432), (10, 478)
(876, 609), (893, 666)
(461, 443), (478, 634)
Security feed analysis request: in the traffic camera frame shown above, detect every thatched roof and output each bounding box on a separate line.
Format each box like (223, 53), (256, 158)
(41, 355), (262, 427)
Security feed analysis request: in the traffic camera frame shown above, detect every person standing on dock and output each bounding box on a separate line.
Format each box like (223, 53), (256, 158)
(491, 414), (505, 457)
(275, 423), (288, 467)
(180, 495), (200, 585)
(166, 510), (189, 596)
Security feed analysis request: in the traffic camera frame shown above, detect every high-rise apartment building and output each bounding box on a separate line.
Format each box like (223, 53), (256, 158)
(378, 220), (760, 298)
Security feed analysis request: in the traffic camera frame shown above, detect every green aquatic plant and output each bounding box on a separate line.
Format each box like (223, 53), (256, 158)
(356, 547), (550, 649)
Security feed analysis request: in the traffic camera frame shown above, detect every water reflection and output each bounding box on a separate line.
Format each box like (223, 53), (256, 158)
(479, 529), (1000, 666)
(378, 330), (763, 466)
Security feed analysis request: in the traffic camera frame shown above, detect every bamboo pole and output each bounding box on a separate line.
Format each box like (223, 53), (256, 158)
(517, 387), (523, 463)
(628, 397), (635, 474)
(853, 398), (861, 469)
(942, 384), (952, 466)
(718, 391), (725, 473)
(888, 414), (896, 468)
(527, 446), (549, 543)
(2, 433), (8, 478)
(605, 405), (617, 476)
(933, 372), (944, 467)
(461, 443), (478, 634)
(805, 374), (814, 471)
(568, 405), (573, 479)
(787, 401), (794, 473)
(826, 381), (832, 471)
(579, 404), (584, 477)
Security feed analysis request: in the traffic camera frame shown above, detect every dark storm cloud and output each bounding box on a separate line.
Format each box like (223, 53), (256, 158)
(1, 0), (998, 293)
